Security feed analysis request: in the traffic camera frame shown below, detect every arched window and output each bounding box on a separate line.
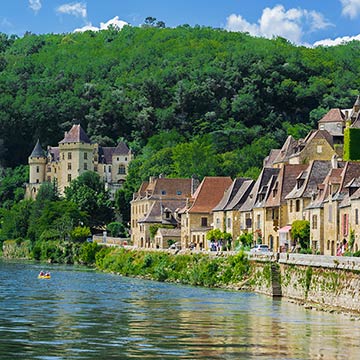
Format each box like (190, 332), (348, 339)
(118, 164), (126, 174)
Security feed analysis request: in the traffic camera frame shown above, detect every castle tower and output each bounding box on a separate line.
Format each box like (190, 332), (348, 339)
(58, 124), (94, 194)
(26, 139), (47, 199)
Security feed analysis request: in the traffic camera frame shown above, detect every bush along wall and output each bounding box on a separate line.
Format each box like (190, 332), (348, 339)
(95, 248), (252, 288)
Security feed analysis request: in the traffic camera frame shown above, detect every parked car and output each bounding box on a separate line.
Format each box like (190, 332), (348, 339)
(250, 244), (271, 253)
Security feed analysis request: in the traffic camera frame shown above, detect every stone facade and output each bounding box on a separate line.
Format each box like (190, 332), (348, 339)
(26, 124), (132, 199)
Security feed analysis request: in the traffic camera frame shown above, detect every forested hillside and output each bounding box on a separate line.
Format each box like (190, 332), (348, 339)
(0, 25), (360, 196)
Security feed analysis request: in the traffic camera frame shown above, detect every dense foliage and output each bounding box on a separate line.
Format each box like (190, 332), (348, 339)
(95, 247), (250, 287)
(1, 25), (360, 230)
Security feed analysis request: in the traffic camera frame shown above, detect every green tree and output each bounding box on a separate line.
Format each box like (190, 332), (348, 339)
(65, 171), (114, 228)
(291, 220), (310, 250)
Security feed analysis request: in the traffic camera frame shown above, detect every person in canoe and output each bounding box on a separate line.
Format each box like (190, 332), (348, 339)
(39, 270), (45, 276)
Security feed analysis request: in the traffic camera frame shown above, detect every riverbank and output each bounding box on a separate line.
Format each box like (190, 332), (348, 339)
(3, 239), (360, 315)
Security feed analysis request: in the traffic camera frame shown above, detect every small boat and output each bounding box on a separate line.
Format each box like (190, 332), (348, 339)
(38, 273), (51, 279)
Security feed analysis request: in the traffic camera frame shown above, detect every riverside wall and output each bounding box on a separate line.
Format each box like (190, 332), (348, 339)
(250, 252), (360, 313)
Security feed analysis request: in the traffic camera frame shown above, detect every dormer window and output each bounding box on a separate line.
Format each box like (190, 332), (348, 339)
(319, 124), (325, 130)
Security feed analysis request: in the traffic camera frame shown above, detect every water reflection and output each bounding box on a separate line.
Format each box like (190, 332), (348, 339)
(1, 259), (360, 359)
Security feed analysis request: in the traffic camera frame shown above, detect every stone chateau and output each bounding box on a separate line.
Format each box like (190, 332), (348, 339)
(26, 124), (132, 199)
(131, 96), (360, 255)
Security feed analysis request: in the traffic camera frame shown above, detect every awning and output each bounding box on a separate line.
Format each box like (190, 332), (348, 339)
(278, 225), (291, 233)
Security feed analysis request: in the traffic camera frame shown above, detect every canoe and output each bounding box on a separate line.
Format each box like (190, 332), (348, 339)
(38, 275), (51, 279)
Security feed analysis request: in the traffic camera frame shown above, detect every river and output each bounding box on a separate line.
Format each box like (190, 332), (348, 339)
(1, 259), (360, 359)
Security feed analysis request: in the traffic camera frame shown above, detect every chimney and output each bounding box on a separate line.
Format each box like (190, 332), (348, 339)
(191, 174), (200, 195)
(331, 154), (338, 169)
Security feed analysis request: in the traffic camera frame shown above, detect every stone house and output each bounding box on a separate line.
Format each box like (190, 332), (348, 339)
(239, 168), (279, 244)
(154, 228), (181, 249)
(306, 161), (344, 254)
(264, 164), (308, 252)
(212, 178), (254, 242)
(179, 177), (232, 250)
(131, 176), (193, 248)
(285, 160), (332, 250)
(322, 162), (360, 255)
(26, 124), (132, 199)
(349, 186), (360, 253)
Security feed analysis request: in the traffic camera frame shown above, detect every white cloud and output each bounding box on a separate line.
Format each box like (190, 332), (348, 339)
(99, 16), (128, 30)
(341, 0), (360, 19)
(226, 5), (332, 44)
(29, 0), (42, 13)
(74, 16), (128, 33)
(57, 2), (87, 18)
(314, 33), (360, 47)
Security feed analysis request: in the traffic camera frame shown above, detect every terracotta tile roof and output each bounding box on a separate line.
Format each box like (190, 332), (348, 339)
(59, 124), (91, 144)
(265, 164), (308, 208)
(135, 177), (192, 200)
(318, 108), (345, 123)
(139, 199), (187, 224)
(213, 178), (250, 211)
(188, 177), (232, 213)
(30, 139), (45, 158)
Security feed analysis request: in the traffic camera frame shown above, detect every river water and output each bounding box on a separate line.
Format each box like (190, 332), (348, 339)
(1, 259), (360, 359)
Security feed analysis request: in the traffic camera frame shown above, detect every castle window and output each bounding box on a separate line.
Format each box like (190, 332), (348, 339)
(84, 152), (88, 160)
(68, 152), (72, 160)
(47, 166), (51, 173)
(62, 153), (65, 160)
(54, 168), (57, 174)
(356, 209), (359, 225)
(67, 174), (72, 182)
(117, 157), (119, 161)
(317, 145), (323, 154)
(118, 165), (126, 174)
(67, 163), (71, 170)
(84, 163), (88, 170)
(125, 157), (127, 161)
(36, 179), (39, 183)
(36, 166), (40, 173)
(289, 200), (293, 212)
(201, 217), (208, 227)
(295, 199), (300, 212)
(227, 218), (231, 228)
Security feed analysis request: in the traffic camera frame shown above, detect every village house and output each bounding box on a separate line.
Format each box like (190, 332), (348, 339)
(322, 162), (360, 255)
(26, 124), (132, 199)
(179, 177), (232, 250)
(212, 178), (254, 243)
(264, 164), (308, 252)
(131, 176), (194, 248)
(239, 167), (279, 244)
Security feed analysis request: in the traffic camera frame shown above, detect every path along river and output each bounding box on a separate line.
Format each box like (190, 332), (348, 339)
(1, 259), (360, 359)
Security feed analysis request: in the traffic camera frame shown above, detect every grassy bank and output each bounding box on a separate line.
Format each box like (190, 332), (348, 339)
(95, 247), (251, 288)
(1, 239), (252, 288)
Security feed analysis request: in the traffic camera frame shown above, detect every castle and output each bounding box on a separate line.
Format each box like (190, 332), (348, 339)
(26, 124), (132, 199)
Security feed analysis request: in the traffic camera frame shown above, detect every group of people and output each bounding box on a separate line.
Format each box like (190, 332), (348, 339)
(39, 270), (50, 277)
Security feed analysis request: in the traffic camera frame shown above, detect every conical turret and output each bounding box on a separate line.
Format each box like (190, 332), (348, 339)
(30, 139), (46, 158)
(29, 139), (47, 186)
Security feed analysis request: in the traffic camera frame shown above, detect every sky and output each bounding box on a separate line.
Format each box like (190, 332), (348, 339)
(0, 1), (360, 46)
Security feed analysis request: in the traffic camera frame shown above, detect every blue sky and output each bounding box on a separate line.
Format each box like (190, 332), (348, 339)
(0, 1), (360, 46)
